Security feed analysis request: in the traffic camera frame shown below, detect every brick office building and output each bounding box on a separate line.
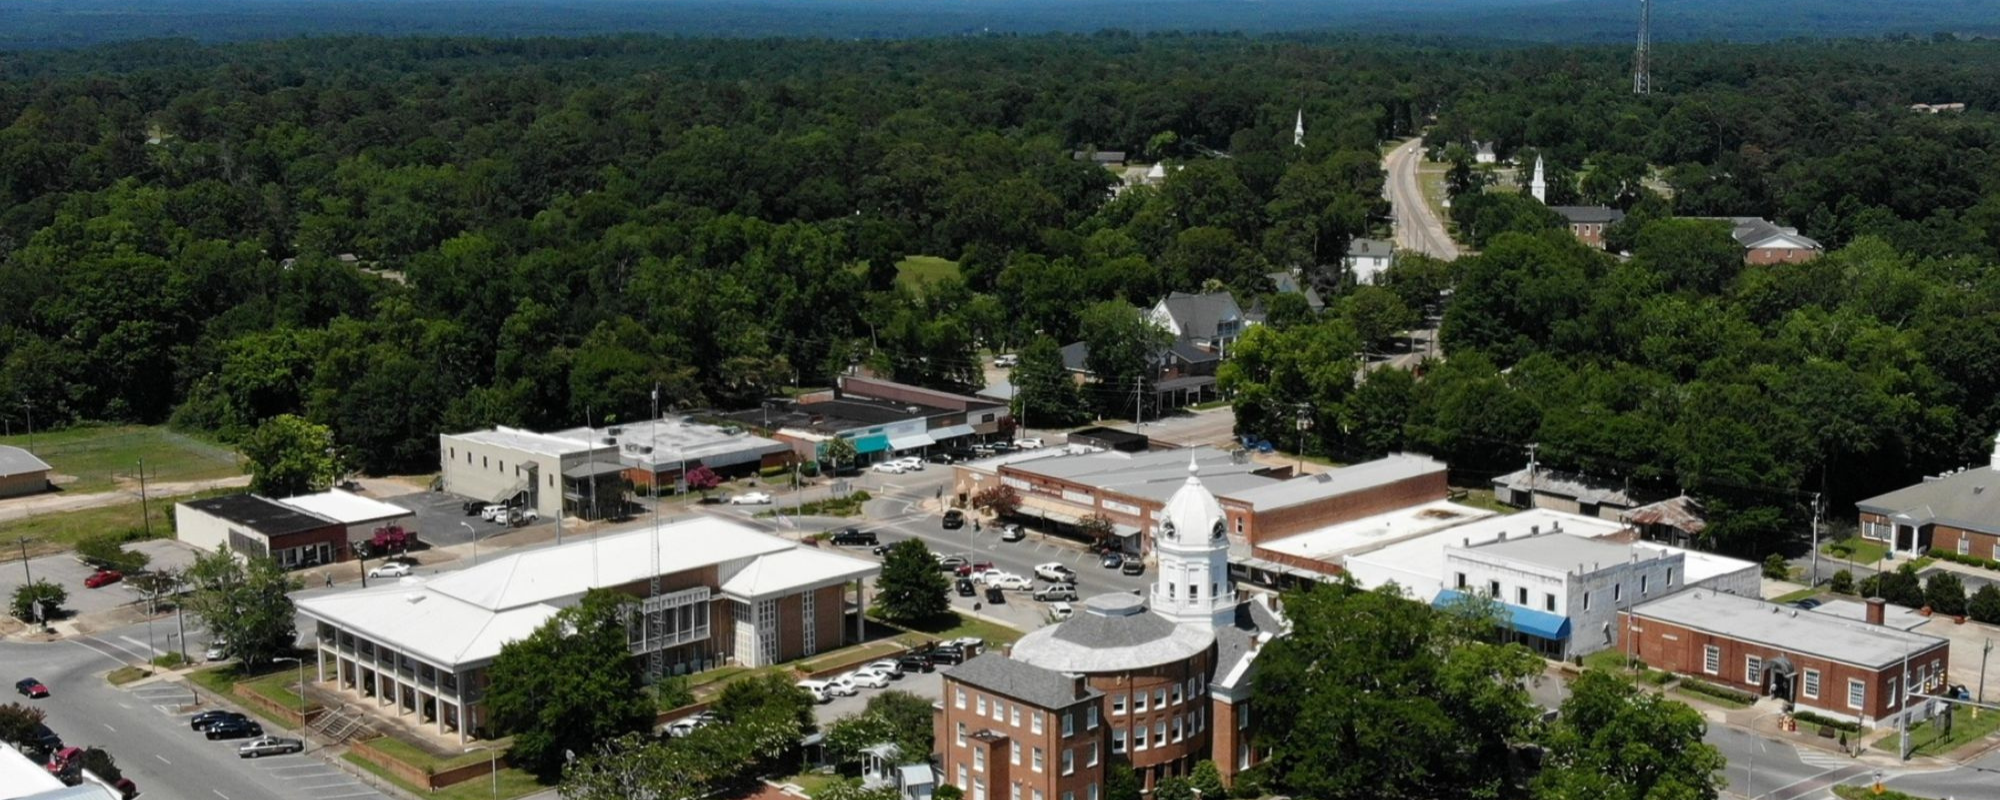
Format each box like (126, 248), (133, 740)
(1855, 433), (2000, 561)
(938, 461), (1287, 796)
(1623, 591), (1950, 728)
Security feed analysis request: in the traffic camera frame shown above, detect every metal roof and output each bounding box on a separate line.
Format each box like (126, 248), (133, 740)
(1492, 466), (1642, 507)
(548, 417), (790, 470)
(1010, 592), (1216, 673)
(1346, 238), (1396, 258)
(1629, 589), (1948, 670)
(0, 445), (50, 479)
(1154, 291), (1243, 341)
(449, 426), (596, 458)
(1550, 205), (1626, 224)
(1226, 454), (1446, 511)
(277, 489), (413, 525)
(945, 653), (1101, 710)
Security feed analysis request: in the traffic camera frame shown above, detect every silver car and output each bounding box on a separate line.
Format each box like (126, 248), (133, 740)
(237, 736), (304, 758)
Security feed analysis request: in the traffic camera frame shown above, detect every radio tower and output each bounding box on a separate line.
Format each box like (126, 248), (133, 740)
(647, 385), (664, 682)
(1633, 0), (1652, 94)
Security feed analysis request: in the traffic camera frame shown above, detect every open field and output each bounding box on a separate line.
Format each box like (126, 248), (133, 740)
(0, 424), (243, 495)
(0, 488), (236, 560)
(895, 255), (961, 289)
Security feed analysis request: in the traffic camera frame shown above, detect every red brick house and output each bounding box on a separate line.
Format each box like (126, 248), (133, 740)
(1550, 206), (1624, 249)
(1855, 433), (2000, 561)
(1727, 217), (1823, 264)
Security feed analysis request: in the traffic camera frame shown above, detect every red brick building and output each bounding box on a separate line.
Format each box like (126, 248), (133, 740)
(1550, 206), (1625, 250)
(938, 463), (1286, 794)
(1623, 592), (1950, 728)
(1855, 434), (2000, 561)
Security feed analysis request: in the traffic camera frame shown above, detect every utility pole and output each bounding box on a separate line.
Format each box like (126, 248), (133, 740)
(138, 457), (151, 538)
(1525, 443), (1540, 495)
(22, 398), (33, 454)
(1899, 640), (1912, 760)
(14, 537), (30, 585)
(1633, 0), (1652, 94)
(1980, 638), (1992, 714)
(1809, 491), (1822, 587)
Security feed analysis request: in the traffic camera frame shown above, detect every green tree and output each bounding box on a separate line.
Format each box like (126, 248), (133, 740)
(0, 703), (47, 751)
(712, 672), (817, 732)
(863, 690), (939, 761)
(181, 549), (298, 667)
(1631, 218), (1742, 295)
(1533, 671), (1724, 800)
(1154, 777), (1194, 800)
(822, 437), (859, 472)
(825, 712), (899, 771)
(1342, 285), (1418, 353)
(1924, 571), (1967, 616)
(817, 780), (903, 800)
(242, 414), (340, 497)
(1253, 582), (1543, 800)
(1104, 763), (1142, 800)
(1079, 300), (1173, 418)
(1829, 569), (1855, 595)
(934, 786), (965, 800)
(1189, 760), (1227, 800)
(875, 539), (951, 625)
(1968, 584), (2000, 625)
(486, 589), (654, 781)
(971, 485), (1021, 517)
(1014, 335), (1086, 428)
(76, 534), (150, 573)
(9, 580), (67, 624)
(1761, 553), (1790, 580)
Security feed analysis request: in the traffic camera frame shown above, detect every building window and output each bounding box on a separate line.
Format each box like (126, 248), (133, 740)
(1112, 728), (1127, 754)
(956, 688), (967, 709)
(1804, 669), (1821, 699)
(1703, 645), (1720, 675)
(1516, 587), (1528, 605)
(1238, 741), (1251, 770)
(956, 723), (967, 747)
(1154, 721), (1166, 746)
(1238, 702), (1251, 730)
(1135, 692), (1147, 713)
(1155, 688), (1166, 708)
(977, 696), (987, 716)
(1613, 583), (1623, 602)
(974, 748), (985, 773)
(1061, 749), (1074, 775)
(1666, 567), (1675, 587)
(1112, 693), (1126, 715)
(1848, 678), (1866, 710)
(1013, 785), (1022, 800)
(975, 778), (986, 800)
(1544, 593), (1556, 612)
(1063, 793), (1074, 800)
(1455, 572), (1467, 589)
(1031, 713), (1044, 735)
(801, 589), (816, 656)
(1134, 726), (1148, 751)
(1031, 790), (1041, 800)
(1062, 712), (1074, 737)
(957, 765), (967, 789)
(1087, 741), (1099, 767)
(1488, 580), (1501, 598)
(1746, 655), (1763, 684)
(1959, 537), (1971, 556)
(1088, 784), (1099, 800)
(1888, 679), (1899, 709)
(1011, 706), (1020, 727)
(1032, 747), (1044, 773)
(1583, 592), (1592, 611)
(1173, 716), (1184, 742)
(1172, 685), (1183, 705)
(1640, 575), (1650, 596)
(1087, 705), (1099, 730)
(1011, 742), (1020, 766)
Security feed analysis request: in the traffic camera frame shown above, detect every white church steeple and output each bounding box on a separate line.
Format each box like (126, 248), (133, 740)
(1530, 155), (1547, 204)
(1150, 456), (1238, 628)
(1293, 110), (1305, 148)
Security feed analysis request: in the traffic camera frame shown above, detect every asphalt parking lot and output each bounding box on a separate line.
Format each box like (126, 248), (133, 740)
(381, 490), (528, 548)
(814, 667), (944, 725)
(0, 539), (201, 618)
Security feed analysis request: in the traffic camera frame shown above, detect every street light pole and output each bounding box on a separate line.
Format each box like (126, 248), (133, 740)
(465, 744), (499, 800)
(276, 656), (307, 749)
(462, 522), (478, 566)
(1979, 638), (1992, 713)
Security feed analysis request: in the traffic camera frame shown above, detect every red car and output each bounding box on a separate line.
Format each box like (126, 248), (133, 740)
(15, 677), (48, 698)
(955, 561), (995, 577)
(84, 569), (123, 588)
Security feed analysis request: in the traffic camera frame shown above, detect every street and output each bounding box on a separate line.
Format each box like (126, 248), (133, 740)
(1383, 137), (1460, 261)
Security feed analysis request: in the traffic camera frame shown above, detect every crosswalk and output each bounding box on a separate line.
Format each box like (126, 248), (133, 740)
(1792, 744), (1853, 771)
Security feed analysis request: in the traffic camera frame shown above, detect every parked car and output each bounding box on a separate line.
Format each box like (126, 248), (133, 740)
(508, 508), (540, 525)
(1121, 558), (1145, 576)
(928, 645), (967, 665)
(1789, 598), (1823, 610)
(948, 637), (985, 654)
(1033, 585), (1078, 602)
(84, 569), (124, 588)
(1049, 601), (1075, 620)
(956, 577), (977, 597)
(663, 718), (704, 738)
(204, 640), (230, 662)
(846, 669), (891, 689)
(863, 660), (904, 679)
(828, 528), (878, 546)
(955, 561), (995, 577)
(896, 653), (935, 673)
(204, 718), (264, 740)
(28, 723), (60, 755)
(985, 573), (1031, 591)
(872, 461), (908, 475)
(1034, 563), (1076, 583)
(1014, 438), (1044, 449)
(729, 491), (773, 505)
(237, 736), (304, 758)
(367, 562), (412, 579)
(993, 354), (1018, 367)
(984, 586), (1006, 604)
(823, 676), (859, 697)
(461, 500), (486, 516)
(1100, 552), (1124, 569)
(893, 457), (925, 472)
(480, 504), (509, 521)
(113, 777), (138, 799)
(15, 677), (48, 698)
(190, 710), (248, 731)
(1000, 525), (1027, 543)
(795, 680), (833, 703)
(936, 554), (969, 571)
(927, 453), (959, 465)
(871, 543), (896, 556)
(942, 509), (966, 529)
(46, 746), (83, 779)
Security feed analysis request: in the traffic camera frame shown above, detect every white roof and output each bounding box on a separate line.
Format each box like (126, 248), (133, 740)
(1810, 598), (1930, 632)
(1632, 542), (1757, 587)
(278, 489), (413, 524)
(1227, 454), (1445, 511)
(0, 741), (66, 798)
(1452, 531), (1653, 573)
(1258, 499), (1497, 566)
(0, 445), (50, 479)
(718, 548), (879, 600)
(1343, 508), (1620, 602)
(300, 516), (878, 668)
(448, 425), (595, 458)
(549, 417), (789, 469)
(1632, 589), (1946, 669)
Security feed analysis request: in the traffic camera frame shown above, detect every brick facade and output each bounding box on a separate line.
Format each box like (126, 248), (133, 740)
(939, 677), (1103, 800)
(1745, 246), (1820, 265)
(1932, 524), (2000, 562)
(1568, 222), (1608, 249)
(1243, 471), (1449, 544)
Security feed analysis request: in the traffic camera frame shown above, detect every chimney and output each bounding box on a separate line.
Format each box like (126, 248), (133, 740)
(1866, 597), (1886, 625)
(1497, 531), (1508, 542)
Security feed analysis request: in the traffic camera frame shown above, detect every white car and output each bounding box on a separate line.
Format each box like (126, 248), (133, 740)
(993, 354), (1018, 367)
(1034, 562), (1076, 583)
(509, 508), (540, 524)
(863, 659), (904, 679)
(480, 504), (509, 521)
(892, 457), (925, 472)
(984, 573), (1031, 590)
(367, 562), (412, 578)
(796, 680), (833, 703)
(1014, 438), (1044, 449)
(204, 640), (230, 661)
(845, 669), (892, 689)
(1049, 601), (1074, 621)
(823, 676), (860, 697)
(729, 491), (773, 505)
(872, 461), (907, 474)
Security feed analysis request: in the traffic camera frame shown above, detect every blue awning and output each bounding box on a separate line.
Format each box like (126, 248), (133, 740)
(1434, 589), (1572, 641)
(851, 434), (889, 454)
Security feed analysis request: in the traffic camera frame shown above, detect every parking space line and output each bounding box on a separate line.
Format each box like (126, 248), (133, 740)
(311, 790), (385, 799)
(155, 755), (170, 765)
(295, 780), (358, 789)
(102, 723), (116, 732)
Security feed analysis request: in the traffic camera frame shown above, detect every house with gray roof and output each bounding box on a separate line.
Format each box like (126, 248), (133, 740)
(1550, 206), (1625, 249)
(1148, 291), (1249, 357)
(1344, 238), (1395, 285)
(0, 445), (52, 498)
(1856, 432), (2000, 560)
(1726, 216), (1823, 264)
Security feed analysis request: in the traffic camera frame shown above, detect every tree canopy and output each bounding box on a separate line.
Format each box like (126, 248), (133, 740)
(487, 589), (655, 781)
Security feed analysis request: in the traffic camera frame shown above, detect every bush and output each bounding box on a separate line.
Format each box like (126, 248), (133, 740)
(759, 464), (790, 479)
(9, 581), (66, 623)
(1829, 569), (1854, 595)
(76, 534), (150, 573)
(1794, 709), (1862, 733)
(1970, 584), (2000, 625)
(1678, 678), (1755, 705)
(1925, 572), (1968, 616)
(1761, 553), (1790, 580)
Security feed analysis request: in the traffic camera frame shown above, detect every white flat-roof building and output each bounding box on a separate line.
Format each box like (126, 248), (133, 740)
(1342, 508), (1616, 601)
(1441, 531), (1683, 659)
(278, 489), (417, 551)
(299, 516), (877, 742)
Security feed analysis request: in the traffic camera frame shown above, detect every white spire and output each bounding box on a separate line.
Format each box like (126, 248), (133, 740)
(1530, 155), (1548, 204)
(1293, 109), (1305, 148)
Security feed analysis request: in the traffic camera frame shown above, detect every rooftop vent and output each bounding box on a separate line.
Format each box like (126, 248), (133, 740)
(608, 426), (623, 435)
(601, 437), (617, 445)
(1313, 472), (1334, 483)
(405, 593), (426, 604)
(640, 446), (654, 454)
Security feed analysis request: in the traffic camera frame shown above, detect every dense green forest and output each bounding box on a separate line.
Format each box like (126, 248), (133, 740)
(2, 34), (1999, 555)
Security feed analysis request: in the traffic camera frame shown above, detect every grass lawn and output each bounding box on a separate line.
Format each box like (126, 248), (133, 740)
(888, 612), (1023, 647)
(1188, 399), (1232, 411)
(239, 670), (316, 716)
(1671, 687), (1751, 709)
(1872, 705), (2000, 757)
(1770, 587), (1822, 604)
(1451, 488), (1519, 515)
(0, 423), (242, 495)
(1833, 787), (1930, 800)
(1822, 537), (1891, 566)
(343, 751), (546, 800)
(364, 735), (504, 773)
(775, 771), (844, 797)
(894, 256), (961, 290)
(106, 666), (150, 686)
(1582, 649), (1643, 673)
(0, 487), (238, 559)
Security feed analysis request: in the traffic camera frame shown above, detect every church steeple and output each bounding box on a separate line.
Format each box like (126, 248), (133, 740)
(1531, 155), (1548, 204)
(1293, 110), (1305, 148)
(1150, 456), (1238, 628)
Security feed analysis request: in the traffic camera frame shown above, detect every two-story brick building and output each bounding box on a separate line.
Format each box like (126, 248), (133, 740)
(1624, 592), (1950, 728)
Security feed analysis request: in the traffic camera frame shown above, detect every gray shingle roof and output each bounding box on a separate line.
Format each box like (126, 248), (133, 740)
(1264, 272), (1326, 311)
(1550, 206), (1625, 224)
(1728, 217), (1822, 250)
(1156, 292), (1243, 341)
(1059, 342), (1090, 373)
(1050, 593), (1179, 648)
(945, 653), (1099, 710)
(1857, 466), (2000, 536)
(0, 445), (51, 478)
(1346, 238), (1395, 258)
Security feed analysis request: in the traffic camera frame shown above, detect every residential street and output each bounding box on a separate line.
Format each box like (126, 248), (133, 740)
(1383, 137), (1460, 261)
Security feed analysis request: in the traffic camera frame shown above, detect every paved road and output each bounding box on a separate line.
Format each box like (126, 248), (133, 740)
(1384, 138), (1460, 261)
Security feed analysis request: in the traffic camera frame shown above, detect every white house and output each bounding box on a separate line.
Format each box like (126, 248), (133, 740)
(1345, 239), (1395, 285)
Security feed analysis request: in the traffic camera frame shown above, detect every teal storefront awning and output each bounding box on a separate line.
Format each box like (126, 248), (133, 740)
(852, 434), (890, 454)
(1433, 589), (1572, 641)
